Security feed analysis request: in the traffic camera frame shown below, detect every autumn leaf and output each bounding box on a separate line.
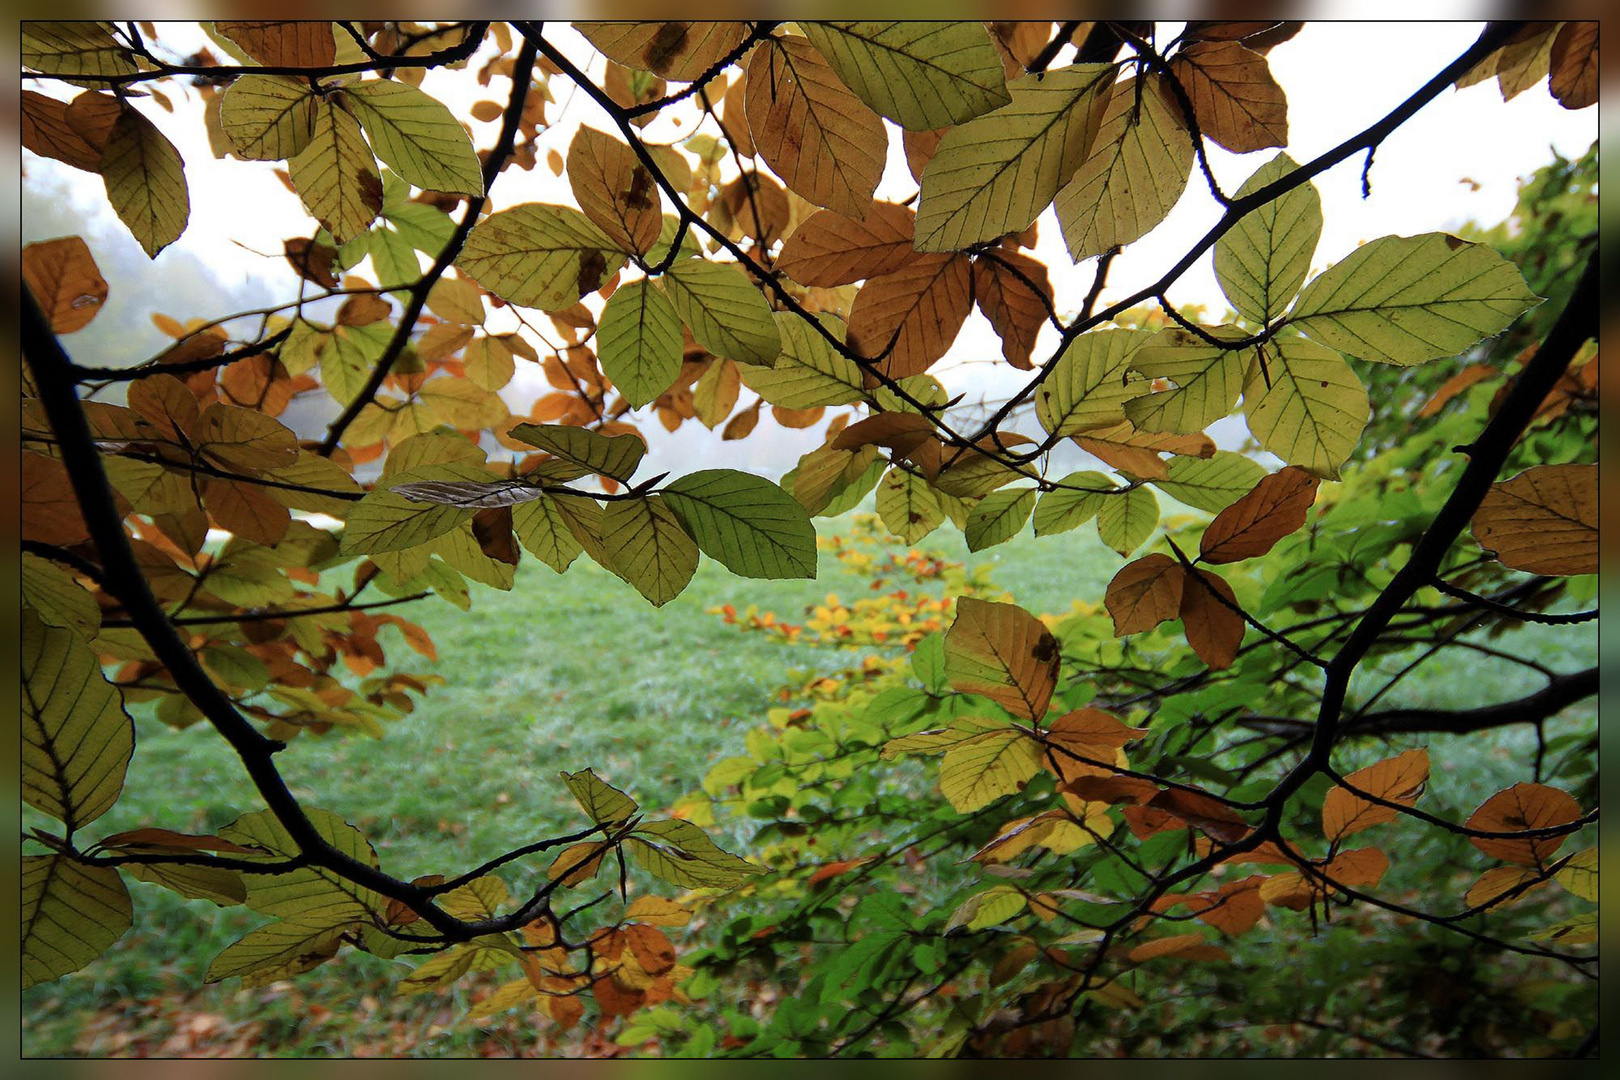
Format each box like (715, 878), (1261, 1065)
(1198, 466), (1319, 564)
(1179, 568), (1244, 670)
(1465, 783), (1582, 865)
(944, 597), (1061, 722)
(1321, 748), (1429, 841)
(1470, 463), (1596, 576)
(1104, 554), (1187, 636)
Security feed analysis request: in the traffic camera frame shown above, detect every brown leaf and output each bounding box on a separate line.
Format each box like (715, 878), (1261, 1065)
(1104, 553), (1186, 636)
(772, 404), (824, 429)
(1198, 465), (1318, 564)
(284, 237), (339, 289)
(336, 293), (390, 327)
(1171, 41), (1288, 153)
(745, 36), (887, 218)
(1128, 933), (1229, 963)
(1321, 748), (1429, 841)
(719, 65), (754, 157)
(777, 203), (916, 287)
(578, 22), (748, 81)
(1189, 876), (1267, 936)
(1179, 568), (1243, 670)
(1471, 463), (1596, 575)
(847, 254), (974, 379)
(721, 400), (761, 440)
(22, 236), (107, 334)
(23, 451), (90, 545)
(22, 91), (102, 171)
(1464, 865), (1546, 910)
(127, 373), (200, 439)
(1074, 420), (1214, 480)
(64, 90), (123, 152)
(472, 506), (520, 566)
(903, 127), (947, 184)
(719, 172), (792, 246)
(1465, 782), (1582, 865)
(1060, 774), (1159, 806)
(1548, 22), (1597, 110)
(216, 21), (335, 67)
(1321, 847), (1389, 888)
(1416, 364), (1496, 417)
(568, 126), (662, 255)
(944, 596), (1059, 722)
(1148, 788), (1249, 843)
(830, 411), (933, 455)
(201, 477), (291, 545)
(973, 250), (1051, 370)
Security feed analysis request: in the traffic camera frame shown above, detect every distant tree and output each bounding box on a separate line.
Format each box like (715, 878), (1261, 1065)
(21, 20), (1597, 1056)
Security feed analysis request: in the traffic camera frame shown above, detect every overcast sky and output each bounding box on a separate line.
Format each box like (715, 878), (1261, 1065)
(22, 22), (1597, 477)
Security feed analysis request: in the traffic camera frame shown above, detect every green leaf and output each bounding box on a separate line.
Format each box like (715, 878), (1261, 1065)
(1095, 486), (1159, 556)
(663, 470), (817, 579)
(939, 729), (1042, 812)
(1035, 330), (1154, 437)
(662, 258), (782, 366)
(1055, 75), (1193, 261)
(506, 423), (645, 482)
(22, 553), (101, 639)
(739, 314), (865, 409)
(1124, 325), (1250, 434)
(629, 819), (760, 889)
(1242, 338), (1368, 479)
(964, 487), (1035, 552)
(457, 203), (627, 312)
(384, 200), (456, 255)
(1214, 152), (1322, 325)
(368, 225), (423, 293)
(512, 494), (585, 573)
(340, 462), (493, 555)
(599, 495), (699, 607)
(219, 807), (385, 927)
(562, 768), (640, 826)
(797, 22), (1011, 130)
(875, 467), (944, 544)
(398, 941), (508, 994)
(915, 64), (1114, 252)
(206, 919), (348, 986)
(1286, 233), (1541, 365)
(439, 877), (511, 921)
(342, 79), (483, 195)
(1554, 847), (1596, 902)
(22, 614), (134, 833)
(22, 855), (132, 989)
(946, 885), (1027, 931)
(289, 100), (382, 245)
(1151, 452), (1268, 513)
(218, 75), (316, 160)
(597, 278), (683, 409)
(882, 715), (1009, 759)
(1032, 471), (1117, 536)
(945, 597), (1060, 722)
(432, 525), (515, 591)
(23, 22), (137, 78)
(99, 106), (190, 258)
(123, 862), (246, 907)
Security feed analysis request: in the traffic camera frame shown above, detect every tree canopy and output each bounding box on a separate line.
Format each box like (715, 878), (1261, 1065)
(21, 19), (1598, 1058)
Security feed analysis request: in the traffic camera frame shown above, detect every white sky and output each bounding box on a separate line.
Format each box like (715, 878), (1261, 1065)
(23, 22), (1598, 475)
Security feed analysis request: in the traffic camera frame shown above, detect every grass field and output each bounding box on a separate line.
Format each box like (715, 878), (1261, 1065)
(22, 511), (1595, 1057)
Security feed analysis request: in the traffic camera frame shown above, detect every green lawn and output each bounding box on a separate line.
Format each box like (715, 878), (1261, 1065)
(22, 511), (1595, 1056)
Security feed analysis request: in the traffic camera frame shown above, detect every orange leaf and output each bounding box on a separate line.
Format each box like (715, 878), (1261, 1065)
(22, 236), (107, 334)
(1416, 363), (1495, 417)
(1104, 553), (1187, 636)
(1321, 748), (1429, 841)
(943, 596), (1060, 722)
(1465, 782), (1582, 865)
(1471, 463), (1596, 576)
(1148, 788), (1249, 843)
(1322, 846), (1389, 888)
(1464, 865), (1547, 910)
(847, 254), (974, 380)
(1178, 567), (1243, 670)
(777, 203), (916, 287)
(973, 250), (1051, 371)
(1128, 933), (1229, 963)
(1198, 465), (1318, 564)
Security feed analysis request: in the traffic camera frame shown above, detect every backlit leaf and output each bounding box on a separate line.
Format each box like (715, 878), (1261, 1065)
(915, 64), (1114, 252)
(99, 105), (190, 258)
(846, 253), (973, 379)
(597, 278), (684, 409)
(799, 22), (1010, 130)
(561, 768), (639, 826)
(22, 236), (107, 334)
(777, 202), (916, 287)
(216, 21), (336, 67)
(22, 90), (104, 171)
(946, 885), (1026, 932)
(1214, 152), (1321, 324)
(22, 554), (101, 639)
(1055, 75), (1193, 261)
(507, 423), (646, 482)
(1170, 41), (1287, 153)
(1547, 22), (1598, 110)
(341, 462), (493, 554)
(1150, 451), (1268, 514)
(568, 126), (662, 255)
(944, 596), (1060, 722)
(344, 79), (483, 196)
(512, 494), (585, 573)
(662, 258), (782, 366)
(1095, 486), (1160, 556)
(206, 920), (346, 985)
(741, 313), (864, 409)
(745, 35), (887, 218)
(1470, 463), (1596, 576)
(1035, 329), (1154, 437)
(663, 469), (817, 579)
(628, 819), (760, 889)
(1554, 846), (1596, 901)
(939, 728), (1043, 812)
(289, 100), (383, 245)
(964, 487), (1035, 552)
(458, 204), (627, 313)
(218, 75), (316, 160)
(973, 250), (1051, 370)
(23, 22), (137, 79)
(578, 22), (748, 81)
(1125, 325), (1251, 434)
(1032, 471), (1117, 536)
(599, 495), (699, 606)
(22, 855), (132, 989)
(1287, 233), (1541, 365)
(1241, 338), (1368, 479)
(22, 614), (134, 831)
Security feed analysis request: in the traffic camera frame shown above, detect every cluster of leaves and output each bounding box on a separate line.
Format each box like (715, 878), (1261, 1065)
(20, 18), (1597, 1056)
